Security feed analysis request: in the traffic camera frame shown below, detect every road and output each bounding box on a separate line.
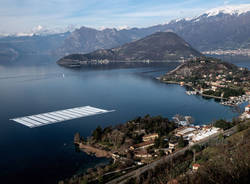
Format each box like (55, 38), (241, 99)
(106, 126), (237, 184)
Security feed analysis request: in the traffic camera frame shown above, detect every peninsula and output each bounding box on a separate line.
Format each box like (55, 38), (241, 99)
(60, 113), (250, 184)
(159, 57), (250, 106)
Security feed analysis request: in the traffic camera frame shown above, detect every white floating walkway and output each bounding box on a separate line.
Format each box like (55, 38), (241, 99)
(10, 106), (114, 128)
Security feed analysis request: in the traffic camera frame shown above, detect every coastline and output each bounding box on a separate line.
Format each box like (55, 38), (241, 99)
(78, 143), (112, 158)
(158, 79), (228, 100)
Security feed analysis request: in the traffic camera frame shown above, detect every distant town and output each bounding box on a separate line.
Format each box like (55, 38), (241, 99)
(202, 49), (250, 56)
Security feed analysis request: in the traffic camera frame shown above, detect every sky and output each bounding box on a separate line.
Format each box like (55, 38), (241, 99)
(0, 0), (250, 35)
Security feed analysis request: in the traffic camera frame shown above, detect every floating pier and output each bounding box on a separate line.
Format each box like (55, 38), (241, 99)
(10, 106), (114, 128)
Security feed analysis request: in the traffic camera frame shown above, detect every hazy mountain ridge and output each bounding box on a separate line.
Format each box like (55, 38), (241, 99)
(0, 32), (70, 62)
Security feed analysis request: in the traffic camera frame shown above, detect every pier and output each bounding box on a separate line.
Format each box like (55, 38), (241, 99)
(10, 106), (115, 128)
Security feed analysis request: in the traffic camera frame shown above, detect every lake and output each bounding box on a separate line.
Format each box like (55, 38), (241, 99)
(0, 55), (249, 184)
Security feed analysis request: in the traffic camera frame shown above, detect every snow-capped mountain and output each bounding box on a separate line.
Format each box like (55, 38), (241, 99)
(172, 4), (250, 23)
(204, 4), (250, 17)
(0, 25), (77, 37)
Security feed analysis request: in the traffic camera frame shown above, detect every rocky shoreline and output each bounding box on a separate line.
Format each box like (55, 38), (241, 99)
(78, 143), (112, 158)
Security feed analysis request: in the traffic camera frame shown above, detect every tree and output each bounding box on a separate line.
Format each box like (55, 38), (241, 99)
(159, 150), (165, 157)
(154, 137), (161, 148)
(80, 136), (85, 143)
(74, 132), (80, 143)
(92, 126), (103, 141)
(178, 136), (185, 148)
(237, 123), (247, 132)
(127, 150), (134, 159)
(214, 119), (233, 130)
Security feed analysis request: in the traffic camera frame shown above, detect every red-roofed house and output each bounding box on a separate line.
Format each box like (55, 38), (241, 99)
(192, 163), (200, 171)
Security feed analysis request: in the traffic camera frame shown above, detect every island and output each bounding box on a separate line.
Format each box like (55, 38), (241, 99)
(57, 32), (202, 68)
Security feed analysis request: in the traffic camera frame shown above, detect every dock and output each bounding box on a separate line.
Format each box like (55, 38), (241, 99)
(10, 106), (115, 128)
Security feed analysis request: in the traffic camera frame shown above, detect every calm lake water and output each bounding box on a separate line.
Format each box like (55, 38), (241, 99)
(0, 55), (249, 184)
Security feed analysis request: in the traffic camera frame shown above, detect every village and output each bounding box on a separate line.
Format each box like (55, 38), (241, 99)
(160, 58), (250, 106)
(122, 116), (223, 162)
(70, 103), (250, 184)
(73, 112), (243, 167)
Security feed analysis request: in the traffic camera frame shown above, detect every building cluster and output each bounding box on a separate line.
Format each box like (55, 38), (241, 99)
(174, 125), (222, 144)
(202, 49), (250, 56)
(127, 119), (221, 162)
(162, 59), (250, 106)
(180, 69), (250, 106)
(240, 104), (250, 120)
(129, 133), (159, 159)
(221, 94), (250, 106)
(198, 71), (248, 94)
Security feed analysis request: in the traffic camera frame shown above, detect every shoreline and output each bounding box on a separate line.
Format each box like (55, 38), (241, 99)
(78, 143), (112, 158)
(158, 79), (249, 106)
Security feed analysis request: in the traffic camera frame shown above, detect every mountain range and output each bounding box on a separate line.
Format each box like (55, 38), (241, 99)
(1, 4), (250, 62)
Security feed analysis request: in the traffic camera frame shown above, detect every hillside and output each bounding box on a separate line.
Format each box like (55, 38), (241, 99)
(57, 32), (202, 67)
(125, 120), (250, 184)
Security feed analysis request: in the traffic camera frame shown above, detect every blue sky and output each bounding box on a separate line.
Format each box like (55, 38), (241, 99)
(0, 0), (249, 34)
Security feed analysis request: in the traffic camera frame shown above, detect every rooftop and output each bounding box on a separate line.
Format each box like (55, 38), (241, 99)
(176, 127), (196, 135)
(133, 140), (154, 149)
(193, 163), (200, 167)
(143, 133), (158, 138)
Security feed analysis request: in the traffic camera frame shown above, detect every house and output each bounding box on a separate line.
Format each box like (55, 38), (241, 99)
(142, 133), (159, 142)
(247, 112), (250, 119)
(154, 148), (173, 155)
(134, 129), (146, 135)
(164, 148), (174, 155)
(245, 105), (250, 112)
(180, 82), (185, 86)
(134, 150), (152, 158)
(169, 141), (178, 149)
(211, 86), (217, 91)
(190, 127), (221, 143)
(192, 163), (200, 171)
(129, 140), (154, 150)
(175, 127), (196, 137)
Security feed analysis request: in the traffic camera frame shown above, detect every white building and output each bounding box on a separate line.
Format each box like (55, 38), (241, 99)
(245, 105), (250, 112)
